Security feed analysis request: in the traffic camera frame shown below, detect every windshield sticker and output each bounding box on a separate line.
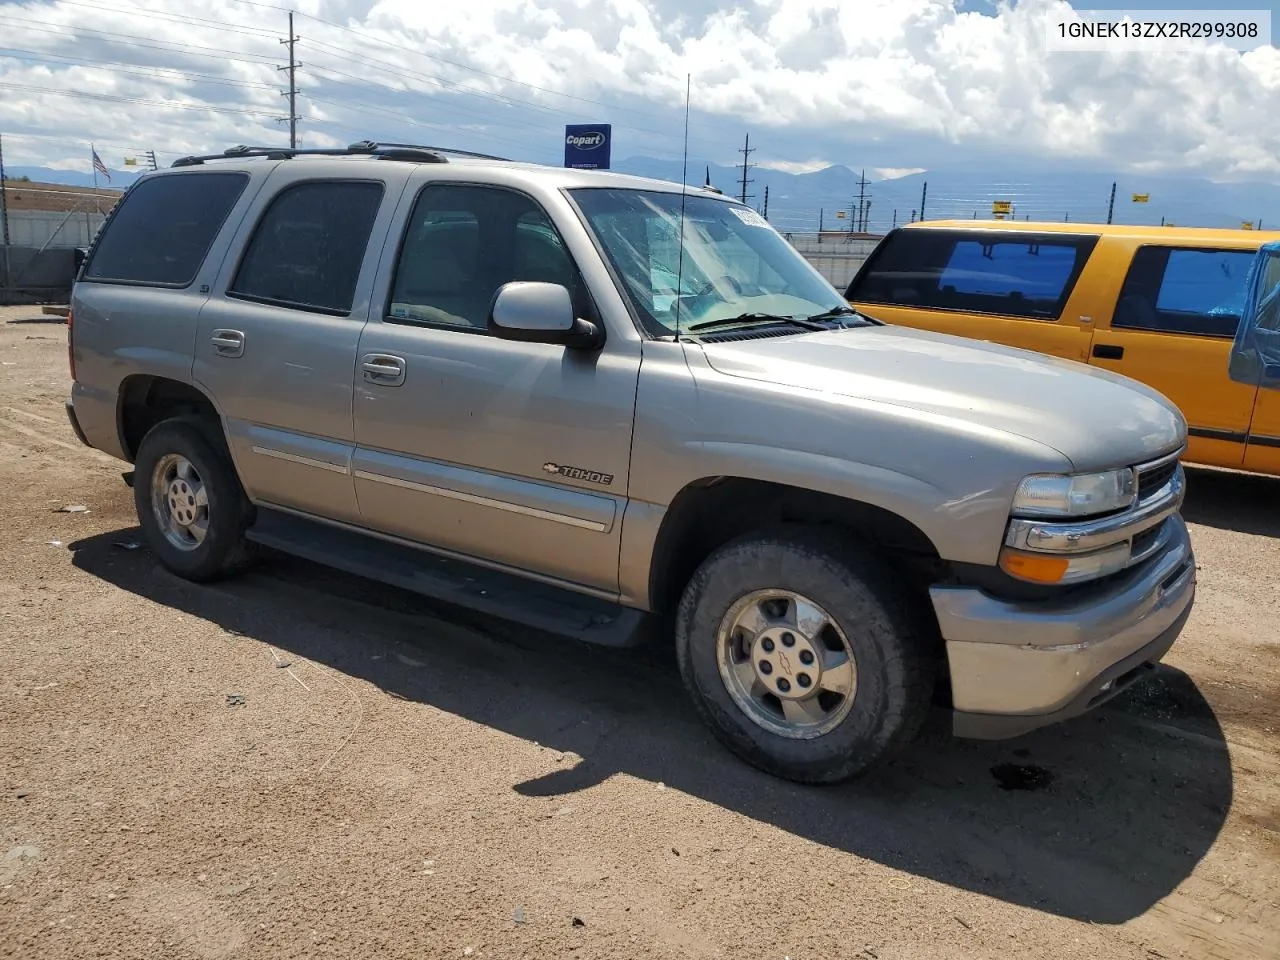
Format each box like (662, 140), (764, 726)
(727, 205), (769, 228)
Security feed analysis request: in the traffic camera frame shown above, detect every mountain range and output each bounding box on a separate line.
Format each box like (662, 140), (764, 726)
(9, 158), (1280, 235)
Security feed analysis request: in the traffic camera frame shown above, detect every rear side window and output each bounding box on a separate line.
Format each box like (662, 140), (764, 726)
(847, 229), (1096, 320)
(229, 180), (384, 316)
(1113, 246), (1255, 338)
(81, 172), (248, 286)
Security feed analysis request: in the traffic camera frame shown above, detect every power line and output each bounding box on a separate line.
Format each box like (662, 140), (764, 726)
(0, 80), (297, 120)
(296, 37), (723, 153)
(0, 15), (281, 64)
(0, 9), (734, 164)
(0, 48), (280, 90)
(2, 10), (722, 157)
(44, 0), (281, 41)
(291, 8), (655, 119)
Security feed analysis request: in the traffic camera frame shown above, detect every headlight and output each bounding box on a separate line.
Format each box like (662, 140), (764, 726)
(1012, 468), (1136, 518)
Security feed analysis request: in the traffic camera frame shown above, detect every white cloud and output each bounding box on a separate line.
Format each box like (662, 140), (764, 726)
(0, 0), (1278, 182)
(758, 159), (832, 174)
(875, 167), (927, 181)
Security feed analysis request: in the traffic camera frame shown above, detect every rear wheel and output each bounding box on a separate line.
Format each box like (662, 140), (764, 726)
(675, 528), (935, 784)
(133, 418), (256, 582)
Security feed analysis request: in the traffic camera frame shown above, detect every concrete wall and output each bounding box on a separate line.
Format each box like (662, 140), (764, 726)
(4, 209), (107, 249)
(786, 234), (883, 293)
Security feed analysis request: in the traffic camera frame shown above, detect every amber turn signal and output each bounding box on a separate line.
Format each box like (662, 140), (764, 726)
(999, 548), (1070, 584)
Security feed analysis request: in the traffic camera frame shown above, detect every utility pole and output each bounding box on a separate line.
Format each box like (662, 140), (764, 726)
(145, 149), (158, 171)
(0, 133), (10, 293)
(1106, 181), (1116, 225)
(862, 200), (871, 234)
(818, 207), (824, 242)
(737, 133), (754, 206)
(761, 185), (769, 221)
(279, 11), (301, 149)
(851, 168), (868, 234)
(911, 209), (917, 223)
(919, 182), (928, 222)
(892, 209), (897, 229)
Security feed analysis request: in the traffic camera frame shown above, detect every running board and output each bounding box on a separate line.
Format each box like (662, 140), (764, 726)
(245, 508), (648, 648)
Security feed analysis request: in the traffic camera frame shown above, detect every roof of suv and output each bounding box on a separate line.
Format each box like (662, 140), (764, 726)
(905, 218), (1280, 242)
(160, 142), (734, 199)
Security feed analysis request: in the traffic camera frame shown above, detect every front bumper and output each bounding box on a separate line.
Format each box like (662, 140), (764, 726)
(932, 515), (1196, 740)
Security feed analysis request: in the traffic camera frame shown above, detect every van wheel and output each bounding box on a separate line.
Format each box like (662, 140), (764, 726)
(133, 418), (256, 582)
(674, 528), (935, 784)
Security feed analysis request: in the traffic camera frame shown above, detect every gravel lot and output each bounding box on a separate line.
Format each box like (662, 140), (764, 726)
(1, 304), (1277, 960)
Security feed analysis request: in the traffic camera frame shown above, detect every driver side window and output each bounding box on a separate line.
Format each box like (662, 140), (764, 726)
(388, 184), (583, 330)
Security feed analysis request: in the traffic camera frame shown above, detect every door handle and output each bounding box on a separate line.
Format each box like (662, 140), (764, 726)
(360, 354), (406, 387)
(211, 329), (245, 358)
(1092, 343), (1124, 360)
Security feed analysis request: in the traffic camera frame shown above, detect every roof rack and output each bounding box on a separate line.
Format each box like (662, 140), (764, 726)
(171, 140), (511, 168)
(350, 141), (511, 162)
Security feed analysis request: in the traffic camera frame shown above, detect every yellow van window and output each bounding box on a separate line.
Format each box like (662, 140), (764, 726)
(1113, 246), (1253, 338)
(848, 229), (1095, 321)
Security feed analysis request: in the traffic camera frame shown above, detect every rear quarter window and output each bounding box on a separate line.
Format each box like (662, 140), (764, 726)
(81, 172), (249, 287)
(229, 179), (385, 316)
(847, 229), (1098, 320)
(1113, 246), (1255, 338)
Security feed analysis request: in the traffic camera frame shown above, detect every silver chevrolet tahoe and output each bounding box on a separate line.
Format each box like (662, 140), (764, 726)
(65, 141), (1197, 784)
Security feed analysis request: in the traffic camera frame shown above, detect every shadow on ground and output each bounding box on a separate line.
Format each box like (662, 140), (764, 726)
(70, 528), (1232, 926)
(1182, 465), (1280, 538)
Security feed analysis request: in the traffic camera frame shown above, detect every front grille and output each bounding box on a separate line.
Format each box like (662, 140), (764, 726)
(1136, 458), (1178, 502)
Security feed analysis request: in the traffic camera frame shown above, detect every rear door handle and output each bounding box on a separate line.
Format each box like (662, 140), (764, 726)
(361, 354), (406, 387)
(211, 329), (245, 358)
(1092, 343), (1124, 360)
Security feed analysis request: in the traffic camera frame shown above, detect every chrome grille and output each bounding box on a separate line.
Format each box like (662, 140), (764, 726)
(1136, 456), (1180, 503)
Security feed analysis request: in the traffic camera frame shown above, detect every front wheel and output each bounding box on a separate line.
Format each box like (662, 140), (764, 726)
(133, 418), (256, 582)
(675, 529), (936, 784)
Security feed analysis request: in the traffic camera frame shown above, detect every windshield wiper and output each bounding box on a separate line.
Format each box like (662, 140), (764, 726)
(685, 312), (829, 333)
(805, 305), (879, 326)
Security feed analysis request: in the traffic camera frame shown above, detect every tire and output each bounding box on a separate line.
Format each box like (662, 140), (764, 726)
(674, 526), (936, 784)
(133, 417), (256, 582)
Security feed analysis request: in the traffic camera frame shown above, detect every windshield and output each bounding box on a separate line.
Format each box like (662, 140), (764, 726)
(568, 187), (849, 337)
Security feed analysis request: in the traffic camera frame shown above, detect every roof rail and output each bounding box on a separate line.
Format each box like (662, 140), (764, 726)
(170, 140), (510, 168)
(350, 140), (512, 162)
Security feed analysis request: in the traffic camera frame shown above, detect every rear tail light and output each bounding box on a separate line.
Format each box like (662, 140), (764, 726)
(67, 306), (76, 381)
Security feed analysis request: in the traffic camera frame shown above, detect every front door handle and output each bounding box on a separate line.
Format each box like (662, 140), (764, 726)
(1092, 343), (1124, 360)
(361, 354), (406, 387)
(211, 329), (245, 358)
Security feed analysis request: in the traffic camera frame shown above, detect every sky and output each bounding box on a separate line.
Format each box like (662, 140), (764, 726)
(0, 0), (1278, 186)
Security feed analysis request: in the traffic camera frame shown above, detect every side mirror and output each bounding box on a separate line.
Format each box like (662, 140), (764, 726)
(487, 281), (603, 350)
(73, 247), (88, 271)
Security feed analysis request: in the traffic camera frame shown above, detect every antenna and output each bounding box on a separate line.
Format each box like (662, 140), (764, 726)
(673, 73), (691, 343)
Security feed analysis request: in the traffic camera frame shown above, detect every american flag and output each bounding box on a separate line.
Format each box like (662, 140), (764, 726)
(91, 148), (111, 183)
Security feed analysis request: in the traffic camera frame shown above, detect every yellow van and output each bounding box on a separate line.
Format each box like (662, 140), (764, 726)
(845, 220), (1280, 477)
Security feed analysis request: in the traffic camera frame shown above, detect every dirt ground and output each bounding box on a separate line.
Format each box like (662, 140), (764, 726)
(0, 304), (1277, 960)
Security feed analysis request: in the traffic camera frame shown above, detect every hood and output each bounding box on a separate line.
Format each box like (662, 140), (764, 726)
(699, 324), (1185, 471)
